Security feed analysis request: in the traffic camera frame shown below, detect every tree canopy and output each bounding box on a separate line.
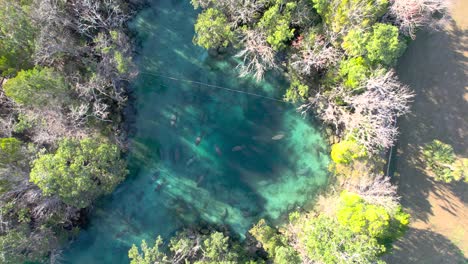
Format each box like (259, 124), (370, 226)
(3, 67), (68, 107)
(0, 0), (36, 77)
(30, 138), (127, 208)
(194, 8), (234, 49)
(422, 140), (467, 183)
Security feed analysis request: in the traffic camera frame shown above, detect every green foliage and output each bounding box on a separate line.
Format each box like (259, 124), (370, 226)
(284, 78), (309, 103)
(129, 236), (168, 264)
(338, 57), (370, 89)
(331, 138), (367, 164)
(30, 138), (127, 208)
(342, 30), (367, 57)
(13, 113), (35, 133)
(337, 191), (409, 243)
(295, 214), (386, 264)
(422, 140), (467, 182)
(194, 8), (234, 49)
(365, 23), (406, 66)
(258, 3), (296, 51)
(250, 219), (301, 264)
(0, 0), (36, 76)
(343, 24), (406, 66)
(130, 231), (242, 263)
(0, 137), (22, 166)
(3, 67), (68, 107)
(114, 51), (130, 74)
(312, 0), (388, 34)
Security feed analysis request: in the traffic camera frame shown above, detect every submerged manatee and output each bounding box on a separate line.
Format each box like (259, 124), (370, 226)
(271, 134), (285, 140)
(231, 145), (246, 152)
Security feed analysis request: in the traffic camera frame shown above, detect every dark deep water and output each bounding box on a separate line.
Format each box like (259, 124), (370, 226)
(63, 1), (329, 263)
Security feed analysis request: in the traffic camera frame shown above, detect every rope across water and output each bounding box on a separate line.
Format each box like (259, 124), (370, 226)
(140, 71), (289, 103)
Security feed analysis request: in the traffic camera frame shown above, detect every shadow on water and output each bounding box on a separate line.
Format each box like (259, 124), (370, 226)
(62, 0), (329, 263)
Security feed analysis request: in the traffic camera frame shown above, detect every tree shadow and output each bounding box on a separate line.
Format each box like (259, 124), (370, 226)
(394, 17), (468, 223)
(383, 228), (466, 264)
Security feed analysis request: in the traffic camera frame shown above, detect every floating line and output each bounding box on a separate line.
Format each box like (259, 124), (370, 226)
(140, 71), (288, 103)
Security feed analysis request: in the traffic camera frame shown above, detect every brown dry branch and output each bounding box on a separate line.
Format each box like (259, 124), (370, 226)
(290, 34), (343, 75)
(389, 0), (450, 39)
(235, 29), (277, 81)
(345, 174), (401, 212)
(300, 71), (414, 153)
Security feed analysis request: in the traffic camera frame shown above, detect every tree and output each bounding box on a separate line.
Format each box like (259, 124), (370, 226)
(0, 0), (36, 77)
(345, 174), (401, 212)
(291, 214), (386, 264)
(235, 28), (277, 81)
(312, 0), (388, 37)
(284, 78), (309, 103)
(0, 137), (22, 167)
(289, 30), (342, 75)
(331, 137), (368, 164)
(30, 138), (127, 208)
(3, 67), (68, 107)
(302, 70), (414, 152)
(389, 0), (449, 39)
(129, 236), (168, 264)
(250, 219), (301, 264)
(342, 23), (406, 66)
(194, 8), (234, 49)
(257, 2), (296, 51)
(338, 57), (371, 89)
(129, 231), (242, 263)
(336, 191), (409, 243)
(365, 23), (406, 66)
(422, 140), (467, 183)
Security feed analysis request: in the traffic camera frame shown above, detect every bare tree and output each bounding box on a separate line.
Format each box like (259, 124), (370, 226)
(235, 29), (277, 81)
(389, 0), (450, 39)
(300, 71), (414, 152)
(345, 174), (400, 212)
(290, 34), (343, 75)
(71, 0), (130, 37)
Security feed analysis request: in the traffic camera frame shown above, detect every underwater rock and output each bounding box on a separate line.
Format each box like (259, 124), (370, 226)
(271, 134), (285, 140)
(231, 145), (245, 152)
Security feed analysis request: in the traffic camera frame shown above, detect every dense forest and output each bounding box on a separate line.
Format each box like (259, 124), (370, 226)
(0, 0), (464, 263)
(0, 0), (144, 262)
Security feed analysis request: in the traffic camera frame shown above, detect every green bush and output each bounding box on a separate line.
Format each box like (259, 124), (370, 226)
(30, 138), (127, 208)
(422, 140), (467, 182)
(194, 8), (234, 49)
(312, 0), (388, 35)
(337, 191), (409, 243)
(0, 137), (22, 166)
(331, 138), (367, 164)
(342, 24), (406, 66)
(258, 2), (296, 51)
(0, 0), (36, 76)
(3, 67), (68, 107)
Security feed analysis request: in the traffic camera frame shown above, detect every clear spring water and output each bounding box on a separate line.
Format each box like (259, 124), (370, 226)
(62, 0), (329, 263)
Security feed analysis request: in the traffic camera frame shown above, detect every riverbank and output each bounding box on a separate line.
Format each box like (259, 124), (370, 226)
(385, 0), (468, 262)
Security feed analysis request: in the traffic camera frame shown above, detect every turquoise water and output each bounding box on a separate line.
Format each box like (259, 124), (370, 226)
(63, 1), (329, 263)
